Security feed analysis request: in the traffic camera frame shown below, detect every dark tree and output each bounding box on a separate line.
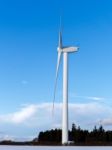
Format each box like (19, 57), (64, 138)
(36, 123), (112, 145)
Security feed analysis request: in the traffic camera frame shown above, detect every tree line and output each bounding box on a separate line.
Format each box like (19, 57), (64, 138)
(36, 123), (112, 145)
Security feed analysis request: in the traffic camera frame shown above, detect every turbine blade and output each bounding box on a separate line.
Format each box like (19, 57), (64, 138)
(52, 51), (62, 116)
(59, 16), (62, 48)
(59, 31), (62, 48)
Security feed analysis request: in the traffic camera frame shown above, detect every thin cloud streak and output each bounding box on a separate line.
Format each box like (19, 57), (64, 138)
(70, 93), (105, 102)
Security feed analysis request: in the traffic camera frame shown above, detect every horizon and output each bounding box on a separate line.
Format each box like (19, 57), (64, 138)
(0, 0), (112, 141)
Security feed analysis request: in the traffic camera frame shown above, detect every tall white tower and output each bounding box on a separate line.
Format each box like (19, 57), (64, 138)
(62, 52), (68, 144)
(53, 30), (79, 144)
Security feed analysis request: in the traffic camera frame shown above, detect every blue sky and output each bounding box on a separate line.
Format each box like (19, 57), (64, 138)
(0, 0), (112, 141)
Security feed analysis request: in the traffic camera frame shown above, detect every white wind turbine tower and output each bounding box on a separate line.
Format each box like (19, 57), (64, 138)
(53, 26), (79, 145)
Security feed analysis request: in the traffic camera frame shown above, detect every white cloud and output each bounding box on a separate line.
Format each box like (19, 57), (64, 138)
(0, 134), (34, 141)
(69, 102), (104, 115)
(11, 105), (37, 123)
(0, 104), (37, 124)
(0, 134), (15, 141)
(0, 102), (112, 140)
(98, 118), (112, 126)
(0, 101), (112, 132)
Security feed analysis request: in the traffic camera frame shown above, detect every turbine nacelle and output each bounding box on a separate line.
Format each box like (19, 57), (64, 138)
(57, 46), (79, 53)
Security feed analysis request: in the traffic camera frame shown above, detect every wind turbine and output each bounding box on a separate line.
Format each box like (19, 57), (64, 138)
(53, 27), (79, 145)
